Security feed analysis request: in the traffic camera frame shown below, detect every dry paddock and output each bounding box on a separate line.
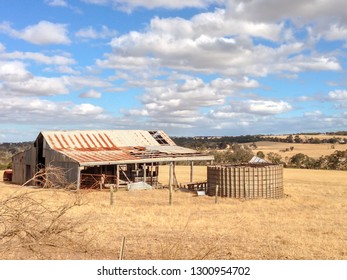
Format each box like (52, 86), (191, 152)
(0, 167), (346, 260)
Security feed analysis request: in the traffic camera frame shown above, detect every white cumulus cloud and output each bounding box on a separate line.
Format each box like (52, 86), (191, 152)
(226, 0), (347, 24)
(45, 0), (68, 7)
(0, 97), (110, 127)
(79, 89), (102, 98)
(82, 0), (224, 12)
(247, 100), (292, 115)
(104, 8), (341, 77)
(328, 89), (347, 101)
(71, 103), (104, 115)
(0, 51), (75, 65)
(75, 25), (117, 40)
(323, 24), (347, 41)
(0, 61), (32, 82)
(0, 21), (70, 45)
(3, 76), (69, 96)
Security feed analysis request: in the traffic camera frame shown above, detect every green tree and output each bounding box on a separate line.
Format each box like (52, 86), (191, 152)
(286, 135), (294, 143)
(326, 150), (347, 170)
(267, 152), (282, 164)
(231, 144), (254, 163)
(256, 151), (265, 159)
(308, 137), (321, 144)
(289, 153), (317, 168)
(249, 142), (257, 149)
(294, 135), (302, 143)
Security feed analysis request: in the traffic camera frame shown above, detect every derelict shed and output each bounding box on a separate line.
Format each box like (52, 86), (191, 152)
(12, 130), (214, 189)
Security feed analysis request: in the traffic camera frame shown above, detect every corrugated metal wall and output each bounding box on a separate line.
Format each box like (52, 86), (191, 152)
(44, 148), (80, 185)
(12, 145), (79, 186)
(12, 147), (36, 185)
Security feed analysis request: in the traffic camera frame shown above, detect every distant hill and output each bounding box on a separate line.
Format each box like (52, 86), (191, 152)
(172, 132), (347, 150)
(0, 142), (32, 169)
(172, 135), (264, 150)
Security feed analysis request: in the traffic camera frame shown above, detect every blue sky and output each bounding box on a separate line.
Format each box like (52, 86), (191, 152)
(0, 0), (346, 142)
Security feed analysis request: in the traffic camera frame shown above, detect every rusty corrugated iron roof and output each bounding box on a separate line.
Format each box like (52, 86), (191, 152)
(41, 130), (175, 150)
(146, 145), (198, 154)
(61, 150), (137, 163)
(40, 130), (213, 165)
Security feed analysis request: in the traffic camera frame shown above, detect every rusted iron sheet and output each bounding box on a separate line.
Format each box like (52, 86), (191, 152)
(151, 130), (176, 146)
(60, 150), (137, 163)
(59, 146), (210, 164)
(41, 130), (173, 150)
(3, 169), (13, 181)
(146, 145), (197, 154)
(39, 130), (212, 165)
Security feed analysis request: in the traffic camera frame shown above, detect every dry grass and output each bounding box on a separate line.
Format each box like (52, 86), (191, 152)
(267, 134), (344, 140)
(0, 167), (346, 260)
(253, 141), (346, 159)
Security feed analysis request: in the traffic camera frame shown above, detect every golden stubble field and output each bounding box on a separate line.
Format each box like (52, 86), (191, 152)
(252, 141), (346, 159)
(268, 134), (345, 140)
(0, 167), (346, 260)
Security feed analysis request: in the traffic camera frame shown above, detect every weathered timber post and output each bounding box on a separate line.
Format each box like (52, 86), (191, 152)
(119, 236), (126, 260)
(134, 163), (138, 177)
(215, 185), (219, 204)
(155, 163), (159, 187)
(173, 162), (179, 187)
(100, 173), (106, 190)
(169, 162), (173, 206)
(143, 163), (147, 184)
(190, 161), (194, 183)
(143, 163), (146, 183)
(116, 164), (119, 191)
(150, 162), (154, 186)
(76, 166), (81, 190)
(110, 185), (114, 206)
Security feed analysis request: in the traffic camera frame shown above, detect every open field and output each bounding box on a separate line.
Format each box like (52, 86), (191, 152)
(0, 167), (346, 260)
(263, 134), (346, 140)
(252, 141), (346, 159)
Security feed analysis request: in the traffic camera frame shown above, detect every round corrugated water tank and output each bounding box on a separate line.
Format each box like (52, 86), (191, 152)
(207, 164), (283, 199)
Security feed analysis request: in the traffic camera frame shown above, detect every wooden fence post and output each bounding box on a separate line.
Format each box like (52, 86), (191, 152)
(169, 162), (173, 206)
(190, 161), (194, 183)
(215, 185), (219, 204)
(110, 185), (114, 206)
(116, 165), (119, 191)
(119, 236), (126, 260)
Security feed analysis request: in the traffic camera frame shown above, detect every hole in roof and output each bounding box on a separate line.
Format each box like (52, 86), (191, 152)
(149, 131), (169, 145)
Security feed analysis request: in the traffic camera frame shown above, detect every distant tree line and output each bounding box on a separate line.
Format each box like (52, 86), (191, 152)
(173, 133), (347, 170)
(0, 142), (32, 170)
(208, 144), (254, 164)
(326, 131), (347, 136)
(263, 150), (347, 170)
(173, 135), (263, 150)
(207, 148), (347, 170)
(261, 134), (347, 144)
(172, 132), (347, 150)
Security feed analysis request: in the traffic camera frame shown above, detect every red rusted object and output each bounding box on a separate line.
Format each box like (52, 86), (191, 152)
(3, 169), (13, 182)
